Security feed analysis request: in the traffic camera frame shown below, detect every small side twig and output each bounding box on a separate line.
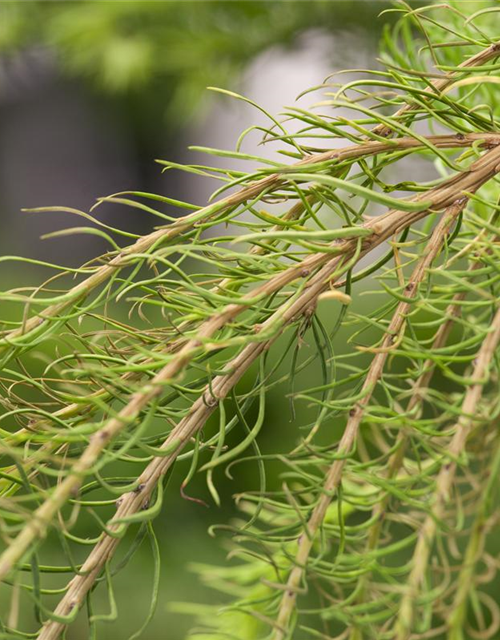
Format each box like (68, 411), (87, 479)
(447, 433), (500, 639)
(371, 40), (500, 137)
(393, 305), (500, 640)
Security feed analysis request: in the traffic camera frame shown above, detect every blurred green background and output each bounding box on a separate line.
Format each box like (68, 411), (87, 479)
(0, 2), (404, 638)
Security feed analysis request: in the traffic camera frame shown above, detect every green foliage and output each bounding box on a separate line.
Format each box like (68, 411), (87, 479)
(0, 0), (384, 124)
(0, 3), (500, 640)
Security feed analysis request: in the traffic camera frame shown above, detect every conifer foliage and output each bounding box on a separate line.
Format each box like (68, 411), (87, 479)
(0, 3), (499, 639)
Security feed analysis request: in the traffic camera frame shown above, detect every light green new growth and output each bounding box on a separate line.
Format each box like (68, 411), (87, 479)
(0, 3), (499, 640)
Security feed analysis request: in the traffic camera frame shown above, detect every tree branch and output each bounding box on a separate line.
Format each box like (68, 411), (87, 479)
(347, 231), (499, 639)
(393, 305), (500, 639)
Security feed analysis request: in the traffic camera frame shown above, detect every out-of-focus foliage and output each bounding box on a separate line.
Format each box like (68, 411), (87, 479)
(0, 1), (386, 123)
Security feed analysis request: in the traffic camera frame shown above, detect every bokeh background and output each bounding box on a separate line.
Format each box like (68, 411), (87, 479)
(0, 2), (418, 638)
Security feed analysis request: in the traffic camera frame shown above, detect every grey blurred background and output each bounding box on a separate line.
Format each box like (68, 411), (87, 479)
(0, 2), (402, 638)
